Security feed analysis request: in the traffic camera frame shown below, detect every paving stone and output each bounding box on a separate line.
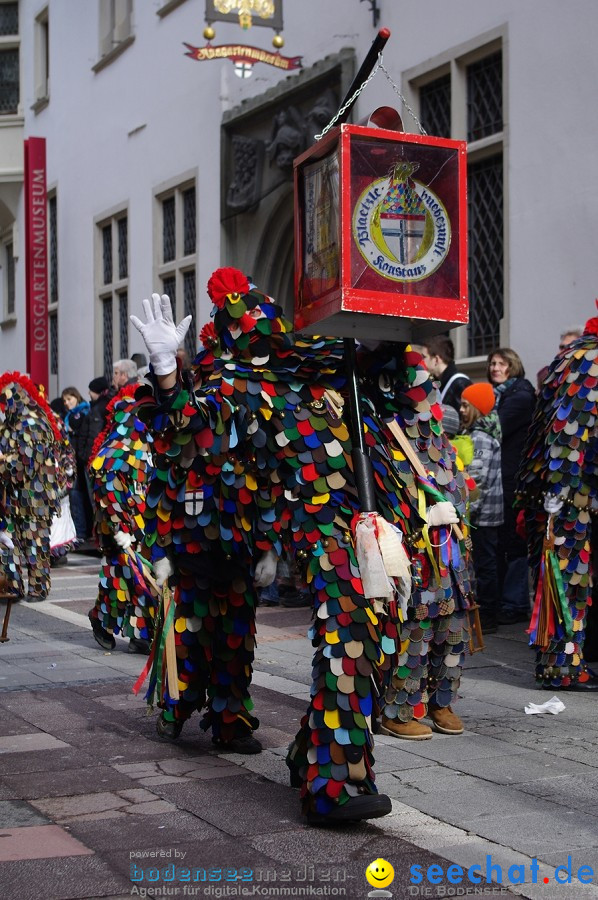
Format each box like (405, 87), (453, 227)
(447, 750), (597, 785)
(67, 808), (221, 852)
(0, 853), (130, 900)
(3, 766), (139, 800)
(0, 732), (70, 754)
(156, 774), (301, 836)
(0, 823), (93, 862)
(0, 799), (50, 827)
(31, 791), (131, 821)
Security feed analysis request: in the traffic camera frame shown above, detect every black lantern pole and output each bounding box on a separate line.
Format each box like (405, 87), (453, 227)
(337, 27), (391, 513)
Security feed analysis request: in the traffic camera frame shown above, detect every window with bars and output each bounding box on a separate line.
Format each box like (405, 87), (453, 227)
(49, 195), (58, 305)
(102, 224), (112, 284)
(119, 292), (128, 358)
(183, 270), (196, 360)
(408, 41), (504, 361)
(157, 179), (197, 358)
(49, 312), (58, 375)
(97, 210), (129, 373)
(0, 2), (19, 115)
(102, 296), (113, 380)
(467, 155), (503, 356)
(467, 52), (502, 142)
(420, 74), (451, 138)
(4, 240), (15, 316)
(118, 216), (128, 279)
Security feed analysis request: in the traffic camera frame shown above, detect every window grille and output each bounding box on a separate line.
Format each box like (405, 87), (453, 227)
(0, 3), (18, 35)
(6, 241), (15, 315)
(162, 275), (176, 321)
(102, 224), (112, 284)
(50, 312), (58, 375)
(119, 292), (128, 358)
(183, 187), (196, 256)
(162, 196), (175, 263)
(183, 270), (196, 359)
(0, 47), (19, 114)
(118, 217), (128, 279)
(420, 74), (451, 138)
(467, 154), (503, 357)
(49, 196), (58, 305)
(467, 51), (502, 142)
(103, 296), (113, 379)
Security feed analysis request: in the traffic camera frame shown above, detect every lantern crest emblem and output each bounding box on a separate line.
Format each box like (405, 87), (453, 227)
(353, 158), (452, 283)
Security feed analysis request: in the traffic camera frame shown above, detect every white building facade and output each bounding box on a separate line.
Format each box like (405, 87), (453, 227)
(1, 0), (597, 398)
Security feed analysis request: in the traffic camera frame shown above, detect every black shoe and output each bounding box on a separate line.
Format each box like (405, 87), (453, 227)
(479, 615), (498, 634)
(88, 612), (116, 651)
(498, 609), (529, 625)
(286, 757), (303, 788)
(212, 734), (263, 754)
(25, 594), (46, 603)
(280, 592), (311, 609)
(307, 793), (392, 826)
(128, 637), (151, 655)
(156, 712), (183, 740)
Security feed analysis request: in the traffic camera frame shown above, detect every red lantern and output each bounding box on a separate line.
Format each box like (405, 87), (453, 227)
(293, 111), (468, 342)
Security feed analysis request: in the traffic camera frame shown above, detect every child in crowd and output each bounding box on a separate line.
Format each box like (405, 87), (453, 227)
(459, 383), (504, 633)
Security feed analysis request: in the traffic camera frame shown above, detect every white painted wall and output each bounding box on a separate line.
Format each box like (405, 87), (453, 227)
(2, 0), (597, 393)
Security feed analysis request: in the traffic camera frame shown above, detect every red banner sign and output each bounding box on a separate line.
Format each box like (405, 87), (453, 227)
(184, 42), (302, 71)
(24, 137), (49, 390)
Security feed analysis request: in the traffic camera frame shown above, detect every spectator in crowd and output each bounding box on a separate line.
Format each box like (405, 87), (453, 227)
(487, 348), (535, 624)
(459, 383), (504, 634)
(536, 326), (583, 392)
(77, 377), (112, 523)
(112, 359), (138, 391)
(130, 353), (149, 378)
(61, 386), (91, 543)
(420, 335), (471, 413)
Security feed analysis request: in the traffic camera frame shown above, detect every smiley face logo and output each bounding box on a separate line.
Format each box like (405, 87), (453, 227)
(365, 858), (395, 889)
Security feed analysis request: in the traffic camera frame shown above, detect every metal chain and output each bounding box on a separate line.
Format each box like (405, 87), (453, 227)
(377, 58), (427, 135)
(314, 52), (427, 141)
(314, 57), (383, 141)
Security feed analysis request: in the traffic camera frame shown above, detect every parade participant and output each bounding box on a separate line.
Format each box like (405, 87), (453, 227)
(357, 343), (472, 739)
(132, 269), (400, 824)
(517, 311), (598, 690)
(87, 385), (157, 654)
(0, 372), (71, 602)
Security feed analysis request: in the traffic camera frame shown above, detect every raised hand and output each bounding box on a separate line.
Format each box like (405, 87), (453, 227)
(130, 294), (192, 376)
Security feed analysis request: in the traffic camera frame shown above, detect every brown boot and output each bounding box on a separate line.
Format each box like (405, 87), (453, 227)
(428, 705), (464, 735)
(380, 716), (433, 740)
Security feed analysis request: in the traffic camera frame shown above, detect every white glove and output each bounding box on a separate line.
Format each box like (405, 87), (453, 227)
(154, 555), (174, 587)
(254, 548), (279, 588)
(426, 501), (459, 527)
(0, 530), (14, 550)
(544, 493), (564, 516)
(130, 294), (192, 376)
(113, 530), (134, 552)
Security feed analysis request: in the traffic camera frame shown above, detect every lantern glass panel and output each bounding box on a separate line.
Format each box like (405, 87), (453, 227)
(298, 148), (340, 308)
(350, 135), (461, 304)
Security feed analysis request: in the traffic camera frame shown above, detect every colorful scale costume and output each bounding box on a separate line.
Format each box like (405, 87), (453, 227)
(0, 372), (71, 600)
(137, 268), (471, 820)
(358, 345), (472, 725)
(517, 321), (598, 687)
(88, 386), (157, 645)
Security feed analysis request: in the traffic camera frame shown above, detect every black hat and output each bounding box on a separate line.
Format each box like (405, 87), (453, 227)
(89, 376), (109, 394)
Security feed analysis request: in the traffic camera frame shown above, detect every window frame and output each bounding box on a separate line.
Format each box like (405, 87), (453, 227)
(154, 171), (198, 360)
(403, 26), (507, 370)
(31, 5), (49, 113)
(93, 0), (134, 73)
(95, 205), (129, 377)
(0, 0), (21, 118)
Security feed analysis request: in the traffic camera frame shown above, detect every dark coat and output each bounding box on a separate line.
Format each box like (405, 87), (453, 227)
(78, 393), (111, 469)
(439, 361), (472, 413)
(495, 377), (536, 500)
